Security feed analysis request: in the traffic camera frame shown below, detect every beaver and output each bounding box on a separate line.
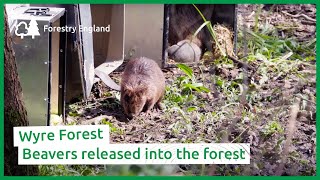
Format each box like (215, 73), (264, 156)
(120, 57), (166, 119)
(168, 4), (215, 52)
(167, 5), (216, 63)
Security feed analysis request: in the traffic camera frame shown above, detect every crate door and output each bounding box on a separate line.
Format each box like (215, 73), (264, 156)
(75, 4), (125, 100)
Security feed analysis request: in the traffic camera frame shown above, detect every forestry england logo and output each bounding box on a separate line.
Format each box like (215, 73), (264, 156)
(15, 18), (40, 39)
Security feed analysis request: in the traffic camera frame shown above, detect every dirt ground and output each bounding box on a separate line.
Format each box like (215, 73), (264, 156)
(63, 4), (316, 176)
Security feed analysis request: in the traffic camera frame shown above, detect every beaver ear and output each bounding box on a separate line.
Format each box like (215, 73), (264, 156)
(122, 84), (133, 93)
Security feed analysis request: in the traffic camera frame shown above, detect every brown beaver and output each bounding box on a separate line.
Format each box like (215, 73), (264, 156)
(168, 4), (215, 62)
(120, 57), (166, 119)
(168, 5), (215, 49)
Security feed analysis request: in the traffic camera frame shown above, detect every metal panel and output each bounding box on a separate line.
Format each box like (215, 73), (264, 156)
(29, 4), (85, 104)
(5, 4), (30, 34)
(106, 5), (125, 62)
(77, 4), (95, 100)
(94, 4), (124, 91)
(91, 4), (113, 66)
(12, 20), (51, 126)
(50, 19), (60, 115)
(124, 4), (164, 66)
(77, 4), (125, 93)
(10, 6), (65, 126)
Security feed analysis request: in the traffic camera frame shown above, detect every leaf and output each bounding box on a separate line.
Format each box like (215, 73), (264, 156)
(193, 21), (210, 37)
(176, 63), (194, 79)
(247, 29), (265, 43)
(183, 83), (210, 93)
(259, 74), (269, 85)
(197, 86), (211, 93)
(183, 84), (201, 92)
(216, 79), (224, 88)
(187, 106), (198, 112)
(256, 53), (268, 61)
(192, 4), (226, 57)
(68, 111), (79, 117)
(190, 82), (204, 87)
(305, 38), (316, 48)
(192, 4), (207, 23)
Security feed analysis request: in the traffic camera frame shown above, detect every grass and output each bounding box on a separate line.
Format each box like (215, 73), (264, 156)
(163, 63), (210, 111)
(192, 4), (226, 57)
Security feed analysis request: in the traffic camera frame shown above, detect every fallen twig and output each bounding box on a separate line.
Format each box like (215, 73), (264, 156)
(275, 98), (301, 175)
(301, 20), (316, 25)
(227, 55), (254, 70)
(231, 125), (250, 143)
(80, 115), (111, 125)
(281, 11), (316, 22)
(294, 94), (316, 105)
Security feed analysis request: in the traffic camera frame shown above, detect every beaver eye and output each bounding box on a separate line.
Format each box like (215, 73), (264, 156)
(124, 94), (130, 102)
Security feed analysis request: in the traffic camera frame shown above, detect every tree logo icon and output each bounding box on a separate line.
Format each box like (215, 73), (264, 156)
(15, 18), (40, 39)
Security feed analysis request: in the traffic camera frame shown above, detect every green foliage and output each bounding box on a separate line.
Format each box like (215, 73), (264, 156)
(192, 4), (226, 57)
(68, 111), (79, 117)
(164, 63), (210, 110)
(176, 64), (193, 79)
(39, 165), (104, 176)
(236, 19), (316, 94)
(261, 121), (284, 138)
(39, 165), (178, 176)
(104, 165), (178, 176)
(238, 21), (316, 63)
(101, 119), (123, 135)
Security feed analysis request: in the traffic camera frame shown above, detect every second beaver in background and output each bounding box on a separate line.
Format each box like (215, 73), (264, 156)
(120, 57), (166, 120)
(168, 4), (215, 63)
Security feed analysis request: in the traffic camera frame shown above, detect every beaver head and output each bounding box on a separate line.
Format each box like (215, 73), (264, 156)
(121, 84), (148, 119)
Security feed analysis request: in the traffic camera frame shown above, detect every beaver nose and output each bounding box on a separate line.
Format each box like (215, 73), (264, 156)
(127, 114), (134, 120)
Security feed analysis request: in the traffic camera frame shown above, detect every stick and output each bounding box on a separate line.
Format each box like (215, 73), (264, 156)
(275, 98), (301, 175)
(80, 115), (111, 125)
(227, 55), (254, 70)
(281, 11), (316, 22)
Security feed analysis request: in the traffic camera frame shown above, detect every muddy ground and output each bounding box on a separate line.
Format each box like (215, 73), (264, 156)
(63, 4), (316, 176)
